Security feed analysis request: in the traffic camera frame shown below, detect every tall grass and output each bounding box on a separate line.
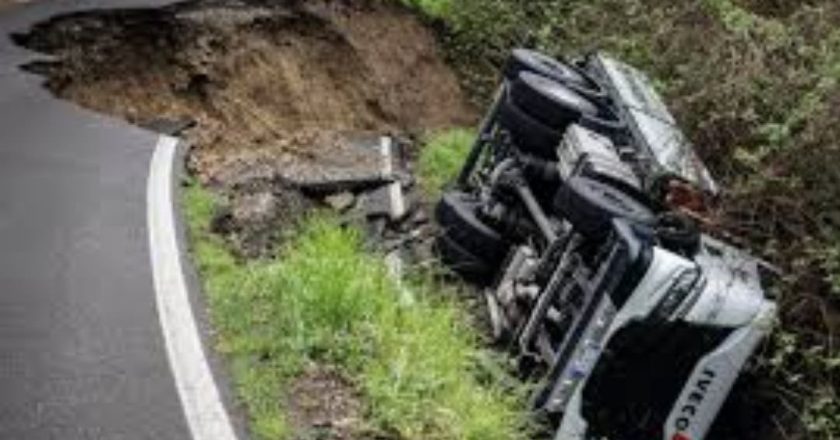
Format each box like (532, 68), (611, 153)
(182, 182), (528, 440)
(417, 128), (475, 197)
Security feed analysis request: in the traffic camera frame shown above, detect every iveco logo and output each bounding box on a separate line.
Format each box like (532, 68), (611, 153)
(673, 368), (717, 438)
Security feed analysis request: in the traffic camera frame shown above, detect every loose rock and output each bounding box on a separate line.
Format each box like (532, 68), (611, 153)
(324, 192), (356, 213)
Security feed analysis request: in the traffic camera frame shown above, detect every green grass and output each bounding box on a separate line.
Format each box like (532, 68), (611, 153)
(182, 181), (528, 440)
(417, 128), (475, 197)
(400, 0), (453, 19)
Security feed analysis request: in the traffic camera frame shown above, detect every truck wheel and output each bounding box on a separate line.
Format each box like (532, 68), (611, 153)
(435, 191), (509, 269)
(435, 232), (494, 284)
(554, 176), (655, 239)
(497, 89), (564, 158)
(504, 48), (610, 104)
(510, 72), (600, 129)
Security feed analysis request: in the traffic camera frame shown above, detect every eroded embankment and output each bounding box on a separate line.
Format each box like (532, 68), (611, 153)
(13, 0), (477, 258)
(13, 0), (474, 186)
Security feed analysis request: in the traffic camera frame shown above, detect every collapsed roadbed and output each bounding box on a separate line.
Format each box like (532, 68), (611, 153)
(13, 0), (476, 256)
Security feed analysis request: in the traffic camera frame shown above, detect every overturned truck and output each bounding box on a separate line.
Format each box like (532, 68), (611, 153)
(435, 50), (778, 440)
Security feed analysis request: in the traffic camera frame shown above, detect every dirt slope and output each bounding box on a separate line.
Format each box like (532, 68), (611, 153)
(0, 0), (28, 10)
(13, 0), (475, 185)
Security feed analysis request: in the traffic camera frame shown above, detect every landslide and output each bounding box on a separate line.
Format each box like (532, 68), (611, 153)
(13, 0), (475, 186)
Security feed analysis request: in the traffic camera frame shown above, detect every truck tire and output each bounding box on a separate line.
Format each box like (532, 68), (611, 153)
(554, 176), (655, 239)
(435, 191), (509, 269)
(497, 89), (564, 158)
(435, 232), (494, 283)
(510, 72), (600, 129)
(504, 48), (610, 104)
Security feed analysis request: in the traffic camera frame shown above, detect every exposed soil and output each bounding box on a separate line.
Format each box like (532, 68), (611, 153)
(285, 366), (363, 440)
(12, 0), (475, 187)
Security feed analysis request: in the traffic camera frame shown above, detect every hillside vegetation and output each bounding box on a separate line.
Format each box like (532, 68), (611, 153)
(404, 0), (840, 438)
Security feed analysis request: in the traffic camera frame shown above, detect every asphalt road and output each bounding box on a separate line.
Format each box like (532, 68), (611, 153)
(0, 2), (239, 439)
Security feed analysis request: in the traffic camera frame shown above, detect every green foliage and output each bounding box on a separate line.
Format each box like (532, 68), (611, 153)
(182, 182), (528, 440)
(400, 0), (452, 18)
(803, 390), (840, 437)
(810, 242), (840, 300)
(705, 0), (788, 41)
(417, 128), (475, 197)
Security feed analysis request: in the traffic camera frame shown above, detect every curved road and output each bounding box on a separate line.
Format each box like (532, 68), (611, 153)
(0, 2), (241, 439)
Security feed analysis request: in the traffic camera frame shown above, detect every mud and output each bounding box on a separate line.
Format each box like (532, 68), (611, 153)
(13, 0), (475, 187)
(286, 366), (363, 440)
